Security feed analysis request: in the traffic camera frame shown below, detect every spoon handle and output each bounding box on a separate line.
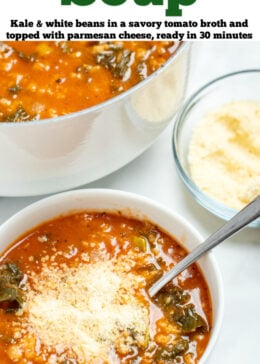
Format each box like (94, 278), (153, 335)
(149, 195), (260, 297)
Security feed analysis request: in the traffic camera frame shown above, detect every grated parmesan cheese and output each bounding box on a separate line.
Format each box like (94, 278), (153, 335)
(23, 259), (149, 363)
(188, 100), (260, 210)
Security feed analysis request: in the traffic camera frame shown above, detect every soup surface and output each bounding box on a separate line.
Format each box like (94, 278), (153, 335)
(0, 41), (178, 122)
(0, 212), (212, 364)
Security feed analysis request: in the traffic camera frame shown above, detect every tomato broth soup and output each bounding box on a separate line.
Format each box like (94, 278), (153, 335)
(0, 41), (178, 122)
(0, 211), (212, 364)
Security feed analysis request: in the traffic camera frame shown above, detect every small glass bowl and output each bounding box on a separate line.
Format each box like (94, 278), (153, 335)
(172, 69), (260, 227)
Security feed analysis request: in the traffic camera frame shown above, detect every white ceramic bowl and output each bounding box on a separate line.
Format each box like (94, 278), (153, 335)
(0, 43), (190, 197)
(0, 189), (223, 363)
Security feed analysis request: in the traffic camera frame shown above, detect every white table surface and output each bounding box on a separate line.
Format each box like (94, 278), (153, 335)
(0, 42), (259, 364)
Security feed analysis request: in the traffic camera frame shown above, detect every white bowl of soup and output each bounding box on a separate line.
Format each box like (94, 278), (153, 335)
(0, 41), (190, 196)
(0, 189), (223, 364)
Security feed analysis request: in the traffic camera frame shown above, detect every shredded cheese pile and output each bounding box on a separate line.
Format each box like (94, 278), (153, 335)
(22, 259), (149, 362)
(189, 100), (260, 210)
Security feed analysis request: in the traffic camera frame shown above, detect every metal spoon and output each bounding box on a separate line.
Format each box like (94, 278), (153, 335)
(149, 195), (260, 297)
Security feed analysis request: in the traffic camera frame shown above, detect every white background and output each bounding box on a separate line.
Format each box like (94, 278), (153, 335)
(0, 0), (259, 40)
(0, 42), (259, 363)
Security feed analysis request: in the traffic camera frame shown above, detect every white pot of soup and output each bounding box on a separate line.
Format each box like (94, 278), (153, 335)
(0, 41), (190, 196)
